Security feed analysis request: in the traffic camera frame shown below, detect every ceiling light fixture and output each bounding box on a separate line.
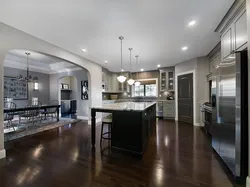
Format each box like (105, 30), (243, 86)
(134, 55), (141, 86)
(157, 64), (161, 68)
(16, 52), (39, 82)
(127, 48), (135, 85)
(117, 36), (127, 83)
(188, 20), (196, 27)
(81, 49), (87, 52)
(182, 46), (188, 51)
(105, 60), (108, 63)
(141, 69), (144, 72)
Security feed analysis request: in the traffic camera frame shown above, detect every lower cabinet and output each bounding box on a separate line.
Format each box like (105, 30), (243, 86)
(163, 100), (175, 119)
(111, 104), (156, 155)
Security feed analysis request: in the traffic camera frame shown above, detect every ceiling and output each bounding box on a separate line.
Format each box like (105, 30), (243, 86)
(4, 50), (81, 74)
(0, 0), (234, 72)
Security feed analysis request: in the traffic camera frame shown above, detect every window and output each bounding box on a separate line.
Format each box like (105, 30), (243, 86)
(134, 84), (157, 97)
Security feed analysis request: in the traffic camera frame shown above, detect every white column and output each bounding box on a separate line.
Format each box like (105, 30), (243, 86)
(0, 52), (6, 159)
(246, 0), (250, 186)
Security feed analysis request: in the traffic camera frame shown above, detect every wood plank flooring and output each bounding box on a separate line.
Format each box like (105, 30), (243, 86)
(0, 120), (243, 187)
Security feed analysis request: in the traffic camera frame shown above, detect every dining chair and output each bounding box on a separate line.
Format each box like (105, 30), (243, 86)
(4, 102), (16, 132)
(19, 104), (42, 129)
(41, 100), (59, 121)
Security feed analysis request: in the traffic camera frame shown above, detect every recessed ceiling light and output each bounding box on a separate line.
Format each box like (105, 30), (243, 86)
(141, 68), (144, 71)
(188, 20), (196, 27)
(105, 61), (108, 63)
(182, 46), (188, 51)
(157, 64), (161, 68)
(121, 69), (124, 72)
(81, 49), (87, 52)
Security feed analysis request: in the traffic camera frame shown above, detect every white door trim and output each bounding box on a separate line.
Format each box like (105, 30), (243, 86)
(0, 149), (6, 159)
(175, 70), (196, 125)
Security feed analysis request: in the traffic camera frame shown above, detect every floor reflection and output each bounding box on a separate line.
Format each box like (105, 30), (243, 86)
(0, 120), (239, 187)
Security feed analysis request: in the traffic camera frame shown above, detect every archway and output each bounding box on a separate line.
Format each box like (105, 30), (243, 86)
(0, 23), (102, 159)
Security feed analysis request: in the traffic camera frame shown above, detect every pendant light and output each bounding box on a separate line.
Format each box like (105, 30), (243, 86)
(127, 48), (135, 85)
(117, 36), (127, 83)
(134, 55), (141, 86)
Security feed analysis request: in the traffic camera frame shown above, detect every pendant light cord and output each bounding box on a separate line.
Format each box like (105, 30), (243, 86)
(121, 38), (123, 71)
(136, 55), (139, 81)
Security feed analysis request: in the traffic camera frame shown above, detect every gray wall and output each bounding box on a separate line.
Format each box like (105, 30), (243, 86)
(175, 57), (209, 126)
(4, 67), (50, 106)
(50, 69), (89, 118)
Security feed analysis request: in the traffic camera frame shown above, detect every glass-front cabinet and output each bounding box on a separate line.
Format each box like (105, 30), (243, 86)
(160, 69), (175, 91)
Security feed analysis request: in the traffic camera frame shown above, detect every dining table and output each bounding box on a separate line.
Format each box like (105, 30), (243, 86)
(4, 105), (61, 122)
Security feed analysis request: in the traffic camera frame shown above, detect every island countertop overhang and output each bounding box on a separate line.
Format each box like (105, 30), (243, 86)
(91, 102), (156, 112)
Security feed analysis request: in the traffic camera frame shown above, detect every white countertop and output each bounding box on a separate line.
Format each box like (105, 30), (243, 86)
(92, 102), (156, 111)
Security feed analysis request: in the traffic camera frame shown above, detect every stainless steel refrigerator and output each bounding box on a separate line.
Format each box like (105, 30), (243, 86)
(212, 50), (248, 183)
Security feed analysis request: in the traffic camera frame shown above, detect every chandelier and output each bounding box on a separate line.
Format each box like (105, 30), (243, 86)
(117, 36), (127, 83)
(17, 52), (39, 82)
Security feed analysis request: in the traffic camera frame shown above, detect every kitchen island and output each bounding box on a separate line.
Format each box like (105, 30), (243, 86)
(91, 102), (156, 155)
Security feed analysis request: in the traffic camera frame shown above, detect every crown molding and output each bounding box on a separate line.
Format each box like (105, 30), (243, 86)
(215, 0), (246, 33)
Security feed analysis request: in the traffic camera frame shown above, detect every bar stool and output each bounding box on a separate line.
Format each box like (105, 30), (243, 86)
(100, 114), (112, 145)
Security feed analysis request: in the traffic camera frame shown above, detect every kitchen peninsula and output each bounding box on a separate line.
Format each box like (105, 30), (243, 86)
(91, 102), (156, 155)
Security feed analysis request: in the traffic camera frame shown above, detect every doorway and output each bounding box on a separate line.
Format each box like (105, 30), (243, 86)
(59, 76), (77, 119)
(178, 73), (193, 124)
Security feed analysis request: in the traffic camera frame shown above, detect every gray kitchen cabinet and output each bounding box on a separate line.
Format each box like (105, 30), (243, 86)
(103, 72), (130, 93)
(163, 100), (175, 119)
(218, 2), (247, 62)
(221, 27), (233, 59)
(235, 10), (247, 51)
(160, 69), (175, 92)
(209, 50), (221, 74)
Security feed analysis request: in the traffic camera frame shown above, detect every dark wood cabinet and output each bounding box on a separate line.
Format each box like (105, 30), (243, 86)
(112, 104), (156, 155)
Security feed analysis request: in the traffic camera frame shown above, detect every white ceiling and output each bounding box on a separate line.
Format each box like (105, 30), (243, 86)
(4, 50), (81, 74)
(0, 0), (234, 72)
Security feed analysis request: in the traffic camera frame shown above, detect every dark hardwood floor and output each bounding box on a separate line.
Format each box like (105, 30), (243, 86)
(0, 120), (242, 187)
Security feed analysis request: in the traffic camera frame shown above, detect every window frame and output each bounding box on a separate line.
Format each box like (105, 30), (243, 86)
(132, 78), (158, 97)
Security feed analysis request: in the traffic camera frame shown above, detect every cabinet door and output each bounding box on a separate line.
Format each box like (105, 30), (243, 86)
(221, 27), (233, 59)
(111, 74), (118, 92)
(160, 71), (167, 91)
(235, 11), (247, 51)
(168, 72), (174, 90)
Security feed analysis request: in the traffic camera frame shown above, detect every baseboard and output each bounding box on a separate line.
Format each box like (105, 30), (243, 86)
(88, 118), (102, 125)
(0, 149), (6, 159)
(77, 116), (89, 120)
(194, 123), (201, 126)
(246, 176), (250, 187)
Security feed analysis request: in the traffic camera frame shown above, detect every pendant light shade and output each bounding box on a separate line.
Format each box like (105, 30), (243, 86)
(134, 55), (140, 86)
(117, 75), (127, 83)
(127, 79), (135, 85)
(117, 36), (127, 83)
(134, 81), (141, 86)
(127, 48), (135, 85)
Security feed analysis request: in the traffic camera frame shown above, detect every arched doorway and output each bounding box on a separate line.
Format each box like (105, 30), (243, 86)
(0, 23), (103, 159)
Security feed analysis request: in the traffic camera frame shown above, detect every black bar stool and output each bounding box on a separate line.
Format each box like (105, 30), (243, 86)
(100, 115), (112, 145)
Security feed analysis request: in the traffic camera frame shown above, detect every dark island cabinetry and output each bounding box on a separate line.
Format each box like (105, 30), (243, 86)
(91, 102), (156, 156)
(112, 104), (156, 155)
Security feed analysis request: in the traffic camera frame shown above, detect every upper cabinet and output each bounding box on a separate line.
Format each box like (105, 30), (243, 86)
(235, 10), (247, 50)
(160, 67), (175, 92)
(216, 0), (247, 61)
(221, 27), (233, 59)
(102, 69), (130, 93)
